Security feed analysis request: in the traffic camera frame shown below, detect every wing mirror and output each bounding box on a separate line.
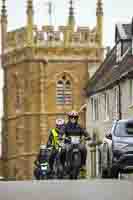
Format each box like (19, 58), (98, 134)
(106, 133), (112, 140)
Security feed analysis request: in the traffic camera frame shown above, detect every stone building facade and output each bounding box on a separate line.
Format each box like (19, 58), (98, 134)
(0, 0), (104, 179)
(86, 19), (133, 140)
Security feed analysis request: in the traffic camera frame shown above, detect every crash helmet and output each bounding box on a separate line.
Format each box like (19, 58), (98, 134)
(40, 144), (46, 150)
(56, 118), (65, 129)
(39, 144), (46, 154)
(67, 110), (79, 123)
(68, 110), (79, 118)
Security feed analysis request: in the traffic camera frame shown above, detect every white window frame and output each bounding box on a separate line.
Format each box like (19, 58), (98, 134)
(114, 87), (119, 118)
(91, 96), (99, 121)
(104, 92), (110, 121)
(129, 79), (133, 105)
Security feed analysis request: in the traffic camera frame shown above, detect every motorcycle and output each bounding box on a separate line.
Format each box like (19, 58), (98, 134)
(39, 161), (50, 179)
(34, 161), (50, 180)
(34, 147), (52, 180)
(53, 138), (65, 179)
(65, 136), (82, 179)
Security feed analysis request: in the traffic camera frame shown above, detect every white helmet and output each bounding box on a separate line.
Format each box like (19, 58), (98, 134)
(40, 144), (46, 150)
(56, 118), (65, 127)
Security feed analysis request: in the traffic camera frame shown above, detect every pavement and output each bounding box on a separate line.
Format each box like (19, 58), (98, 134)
(0, 179), (133, 200)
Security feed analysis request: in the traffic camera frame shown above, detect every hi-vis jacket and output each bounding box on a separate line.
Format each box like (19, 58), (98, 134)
(47, 128), (64, 149)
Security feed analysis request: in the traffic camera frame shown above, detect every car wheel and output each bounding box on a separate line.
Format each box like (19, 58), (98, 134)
(110, 167), (119, 179)
(100, 143), (110, 178)
(98, 149), (108, 178)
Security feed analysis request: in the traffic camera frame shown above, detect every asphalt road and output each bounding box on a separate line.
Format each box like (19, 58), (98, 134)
(0, 179), (133, 200)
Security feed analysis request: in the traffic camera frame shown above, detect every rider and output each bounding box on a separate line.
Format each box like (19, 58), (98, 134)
(64, 110), (90, 177)
(47, 118), (65, 173)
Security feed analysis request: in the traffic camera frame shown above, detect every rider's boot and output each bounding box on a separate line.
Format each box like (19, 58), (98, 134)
(80, 166), (87, 179)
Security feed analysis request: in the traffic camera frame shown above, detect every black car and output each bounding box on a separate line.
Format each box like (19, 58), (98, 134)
(99, 119), (133, 178)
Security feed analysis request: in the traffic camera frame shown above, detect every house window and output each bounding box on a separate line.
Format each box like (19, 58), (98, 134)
(56, 77), (72, 105)
(114, 87), (119, 117)
(48, 32), (54, 41)
(91, 97), (99, 121)
(104, 93), (110, 120)
(84, 32), (88, 41)
(116, 42), (122, 63)
(129, 79), (133, 105)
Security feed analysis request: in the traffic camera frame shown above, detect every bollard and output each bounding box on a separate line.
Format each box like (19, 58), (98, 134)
(90, 143), (96, 178)
(96, 140), (102, 177)
(89, 133), (102, 178)
(89, 133), (97, 178)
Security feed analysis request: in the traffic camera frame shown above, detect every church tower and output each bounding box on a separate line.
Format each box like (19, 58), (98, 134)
(1, 0), (104, 180)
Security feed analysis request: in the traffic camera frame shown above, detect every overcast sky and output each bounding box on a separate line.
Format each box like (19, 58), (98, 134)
(1, 0), (133, 46)
(0, 0), (133, 151)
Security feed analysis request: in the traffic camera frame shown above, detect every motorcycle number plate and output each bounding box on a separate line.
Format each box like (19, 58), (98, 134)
(71, 137), (80, 144)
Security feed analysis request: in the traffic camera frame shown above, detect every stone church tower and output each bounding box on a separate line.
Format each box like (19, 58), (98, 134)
(0, 0), (104, 180)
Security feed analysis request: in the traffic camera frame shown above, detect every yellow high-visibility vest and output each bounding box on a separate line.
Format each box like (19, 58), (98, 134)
(51, 128), (59, 148)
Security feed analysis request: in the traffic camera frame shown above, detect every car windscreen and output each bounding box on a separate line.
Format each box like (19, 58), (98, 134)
(114, 122), (133, 137)
(126, 123), (133, 135)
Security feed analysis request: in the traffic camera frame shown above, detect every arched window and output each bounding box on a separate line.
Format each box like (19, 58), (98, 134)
(56, 77), (72, 105)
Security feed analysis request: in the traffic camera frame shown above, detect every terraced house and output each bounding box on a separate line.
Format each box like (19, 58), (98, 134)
(86, 18), (133, 140)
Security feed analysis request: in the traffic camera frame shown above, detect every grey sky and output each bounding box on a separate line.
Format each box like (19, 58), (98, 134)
(1, 0), (133, 47)
(0, 0), (133, 152)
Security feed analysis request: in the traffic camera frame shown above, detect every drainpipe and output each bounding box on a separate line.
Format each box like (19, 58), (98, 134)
(118, 81), (122, 119)
(131, 17), (133, 55)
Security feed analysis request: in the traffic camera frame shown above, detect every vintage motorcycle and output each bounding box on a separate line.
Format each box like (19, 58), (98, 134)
(65, 136), (82, 179)
(34, 147), (52, 180)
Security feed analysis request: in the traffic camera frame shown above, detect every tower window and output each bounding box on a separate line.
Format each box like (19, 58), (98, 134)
(56, 78), (72, 105)
(84, 32), (88, 41)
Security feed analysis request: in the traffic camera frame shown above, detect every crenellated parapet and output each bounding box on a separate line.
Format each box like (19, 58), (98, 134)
(5, 27), (27, 52)
(3, 0), (103, 53)
(5, 25), (98, 52)
(34, 25), (97, 47)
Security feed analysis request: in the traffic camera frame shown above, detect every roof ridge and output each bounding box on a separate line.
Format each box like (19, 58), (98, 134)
(89, 44), (117, 83)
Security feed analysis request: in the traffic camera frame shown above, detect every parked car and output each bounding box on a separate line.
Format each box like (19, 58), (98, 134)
(99, 119), (133, 178)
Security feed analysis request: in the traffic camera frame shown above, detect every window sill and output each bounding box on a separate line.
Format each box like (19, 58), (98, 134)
(128, 104), (133, 109)
(103, 119), (110, 122)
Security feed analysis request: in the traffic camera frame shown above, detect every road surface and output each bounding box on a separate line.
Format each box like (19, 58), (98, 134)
(0, 180), (133, 200)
